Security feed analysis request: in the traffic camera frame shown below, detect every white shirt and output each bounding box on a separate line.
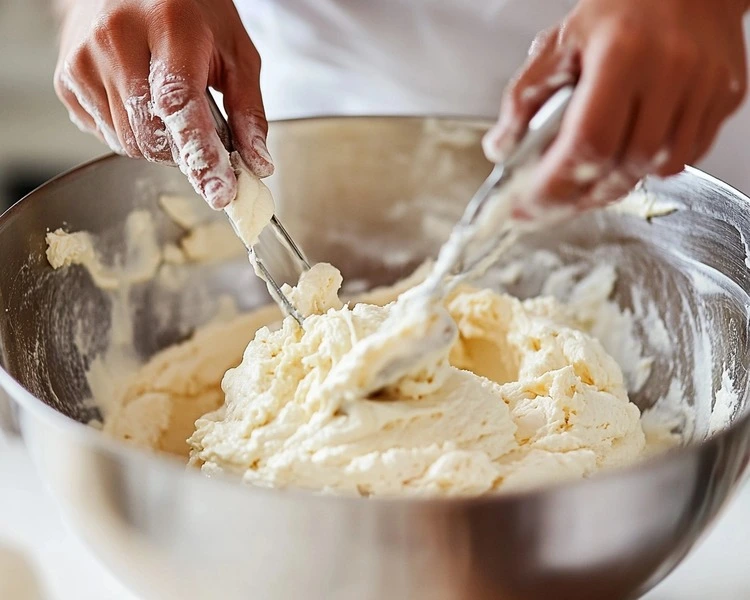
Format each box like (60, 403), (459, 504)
(236, 0), (576, 119)
(234, 0), (750, 194)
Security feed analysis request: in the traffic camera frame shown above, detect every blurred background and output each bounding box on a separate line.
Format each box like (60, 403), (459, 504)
(0, 0), (102, 212)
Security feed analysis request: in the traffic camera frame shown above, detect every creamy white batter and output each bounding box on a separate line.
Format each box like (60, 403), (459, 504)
(187, 263), (646, 495)
(46, 210), (162, 289)
(45, 172), (687, 497)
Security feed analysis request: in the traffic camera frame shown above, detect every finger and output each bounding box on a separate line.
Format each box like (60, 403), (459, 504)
(692, 74), (747, 164)
(99, 35), (172, 161)
(654, 68), (716, 177)
(623, 49), (694, 172)
(57, 59), (124, 154)
(54, 69), (101, 137)
(82, 6), (175, 163)
(529, 30), (640, 207)
(124, 87), (175, 164)
(149, 50), (236, 209)
(483, 28), (578, 163)
(215, 37), (274, 177)
(94, 48), (142, 158)
(105, 84), (141, 158)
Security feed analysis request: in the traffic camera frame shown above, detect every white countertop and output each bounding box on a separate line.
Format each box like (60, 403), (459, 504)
(0, 436), (747, 600)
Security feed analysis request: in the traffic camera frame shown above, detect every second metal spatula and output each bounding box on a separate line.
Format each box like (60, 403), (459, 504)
(424, 85), (576, 295)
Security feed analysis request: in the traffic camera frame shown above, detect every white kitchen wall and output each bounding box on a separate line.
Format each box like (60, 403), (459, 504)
(0, 0), (104, 208)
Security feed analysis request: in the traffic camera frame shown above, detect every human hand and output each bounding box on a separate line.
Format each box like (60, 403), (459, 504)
(483, 0), (749, 215)
(54, 0), (272, 209)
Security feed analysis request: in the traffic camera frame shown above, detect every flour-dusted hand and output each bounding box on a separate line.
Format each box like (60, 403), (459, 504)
(53, 0), (273, 209)
(483, 0), (749, 214)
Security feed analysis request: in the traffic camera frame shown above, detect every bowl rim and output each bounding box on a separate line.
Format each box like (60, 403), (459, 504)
(0, 116), (749, 508)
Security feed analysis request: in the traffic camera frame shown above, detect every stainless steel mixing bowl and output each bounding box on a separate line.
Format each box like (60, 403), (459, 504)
(0, 117), (749, 600)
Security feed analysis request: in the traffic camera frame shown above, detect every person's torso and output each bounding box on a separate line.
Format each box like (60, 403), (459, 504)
(235, 0), (576, 119)
(234, 0), (750, 195)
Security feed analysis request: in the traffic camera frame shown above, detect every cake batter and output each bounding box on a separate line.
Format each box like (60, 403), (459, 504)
(45, 173), (672, 497)
(187, 263), (646, 496)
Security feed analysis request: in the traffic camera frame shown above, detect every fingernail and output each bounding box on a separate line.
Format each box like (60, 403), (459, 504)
(252, 136), (272, 163)
(247, 136), (275, 178)
(204, 178), (232, 209)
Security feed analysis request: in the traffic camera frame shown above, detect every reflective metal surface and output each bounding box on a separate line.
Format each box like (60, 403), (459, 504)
(207, 89), (310, 324)
(0, 117), (749, 600)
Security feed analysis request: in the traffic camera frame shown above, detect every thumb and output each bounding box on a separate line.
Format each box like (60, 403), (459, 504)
(219, 40), (274, 178)
(483, 27), (575, 163)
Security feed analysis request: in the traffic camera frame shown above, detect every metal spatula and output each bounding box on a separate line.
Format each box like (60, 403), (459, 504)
(361, 86), (576, 395)
(206, 91), (309, 325)
(423, 85), (575, 296)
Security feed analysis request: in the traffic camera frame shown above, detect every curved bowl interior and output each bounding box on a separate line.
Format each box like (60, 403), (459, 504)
(0, 117), (749, 600)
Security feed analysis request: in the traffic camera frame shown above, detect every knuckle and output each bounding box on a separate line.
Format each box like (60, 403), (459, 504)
(152, 77), (195, 116)
(142, 130), (174, 163)
(508, 83), (528, 110)
(150, 0), (202, 38)
(90, 8), (134, 50)
(90, 21), (111, 49)
(662, 35), (699, 72)
(65, 44), (94, 78)
(246, 44), (262, 72)
(528, 27), (558, 57)
(710, 63), (746, 110)
(226, 48), (261, 88)
(55, 50), (93, 104)
(233, 32), (261, 64)
(727, 73), (747, 107)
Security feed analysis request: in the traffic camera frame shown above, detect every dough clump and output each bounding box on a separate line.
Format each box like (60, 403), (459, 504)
(186, 263), (646, 496)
